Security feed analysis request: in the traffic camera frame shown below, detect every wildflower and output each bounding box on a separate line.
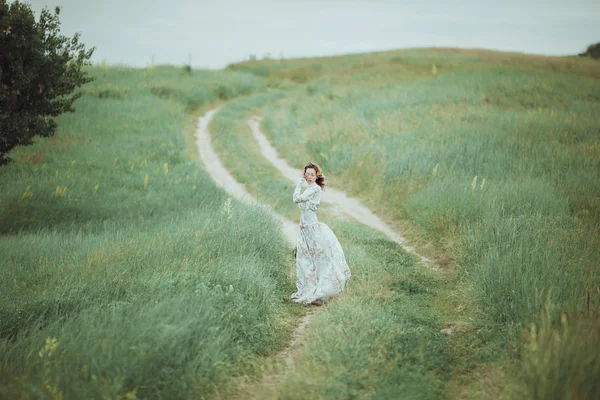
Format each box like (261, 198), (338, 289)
(528, 323), (538, 352)
(143, 175), (149, 190)
(55, 186), (67, 198)
(125, 387), (139, 400)
(21, 186), (32, 201)
(221, 197), (233, 219)
(93, 184), (99, 193)
(38, 337), (59, 358)
(44, 384), (63, 399)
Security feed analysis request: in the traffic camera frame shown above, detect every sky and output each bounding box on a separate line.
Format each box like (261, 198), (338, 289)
(20, 0), (600, 69)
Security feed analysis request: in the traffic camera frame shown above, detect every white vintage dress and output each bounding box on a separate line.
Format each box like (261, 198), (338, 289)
(291, 178), (351, 305)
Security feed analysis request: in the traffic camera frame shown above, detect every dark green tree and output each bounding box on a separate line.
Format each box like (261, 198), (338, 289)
(0, 1), (94, 164)
(579, 42), (600, 59)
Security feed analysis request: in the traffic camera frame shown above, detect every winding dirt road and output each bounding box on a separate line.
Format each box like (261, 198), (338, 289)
(194, 107), (437, 398)
(195, 109), (313, 397)
(247, 115), (433, 268)
(195, 109), (298, 244)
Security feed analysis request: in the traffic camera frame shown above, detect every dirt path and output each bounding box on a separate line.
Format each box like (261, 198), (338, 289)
(234, 310), (316, 399)
(195, 109), (297, 244)
(195, 108), (437, 399)
(248, 116), (434, 268)
(195, 109), (314, 397)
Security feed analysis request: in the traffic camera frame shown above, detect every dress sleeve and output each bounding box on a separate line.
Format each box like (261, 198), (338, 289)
(293, 178), (321, 210)
(293, 178), (310, 203)
(305, 187), (321, 211)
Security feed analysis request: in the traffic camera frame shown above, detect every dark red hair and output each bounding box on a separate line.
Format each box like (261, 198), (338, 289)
(304, 162), (326, 190)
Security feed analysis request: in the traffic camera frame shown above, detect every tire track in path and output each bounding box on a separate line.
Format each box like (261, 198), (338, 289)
(195, 108), (298, 243)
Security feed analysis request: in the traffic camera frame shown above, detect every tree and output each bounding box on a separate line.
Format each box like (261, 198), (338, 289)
(578, 42), (600, 59)
(0, 1), (94, 164)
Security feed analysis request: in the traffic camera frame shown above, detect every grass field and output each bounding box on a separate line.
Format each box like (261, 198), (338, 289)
(207, 93), (455, 399)
(0, 66), (302, 399)
(273, 221), (449, 400)
(226, 48), (600, 398)
(1, 47), (599, 399)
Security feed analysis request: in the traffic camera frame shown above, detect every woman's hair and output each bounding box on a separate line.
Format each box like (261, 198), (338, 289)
(304, 162), (326, 190)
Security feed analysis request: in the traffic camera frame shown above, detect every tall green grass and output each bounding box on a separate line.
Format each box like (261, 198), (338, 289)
(203, 74), (454, 398)
(275, 221), (449, 400)
(233, 49), (600, 397)
(0, 66), (300, 399)
(519, 303), (600, 400)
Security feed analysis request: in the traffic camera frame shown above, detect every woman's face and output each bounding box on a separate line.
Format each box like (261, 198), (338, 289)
(304, 168), (317, 184)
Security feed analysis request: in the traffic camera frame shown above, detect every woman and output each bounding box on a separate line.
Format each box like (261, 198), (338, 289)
(291, 162), (351, 305)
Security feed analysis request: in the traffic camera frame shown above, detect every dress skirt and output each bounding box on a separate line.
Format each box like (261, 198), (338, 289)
(291, 222), (352, 305)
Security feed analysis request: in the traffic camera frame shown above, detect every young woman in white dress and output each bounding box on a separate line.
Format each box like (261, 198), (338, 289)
(291, 162), (351, 305)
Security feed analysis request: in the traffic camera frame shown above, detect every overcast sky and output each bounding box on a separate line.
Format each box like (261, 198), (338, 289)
(21, 0), (600, 69)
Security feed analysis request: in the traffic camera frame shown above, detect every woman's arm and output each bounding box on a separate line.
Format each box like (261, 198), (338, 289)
(305, 187), (321, 211)
(293, 178), (309, 203)
(294, 179), (321, 205)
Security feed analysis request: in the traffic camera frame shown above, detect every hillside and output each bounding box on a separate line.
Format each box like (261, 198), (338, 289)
(1, 48), (599, 399)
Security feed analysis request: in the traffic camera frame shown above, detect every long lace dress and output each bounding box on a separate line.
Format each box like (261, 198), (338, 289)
(291, 178), (351, 305)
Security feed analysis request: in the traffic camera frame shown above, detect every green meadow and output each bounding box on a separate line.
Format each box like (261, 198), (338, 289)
(266, 222), (449, 400)
(1, 47), (599, 399)
(0, 66), (298, 399)
(225, 48), (600, 398)
(200, 91), (452, 399)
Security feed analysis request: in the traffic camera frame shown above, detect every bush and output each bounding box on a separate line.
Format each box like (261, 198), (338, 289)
(578, 42), (600, 59)
(0, 1), (94, 164)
